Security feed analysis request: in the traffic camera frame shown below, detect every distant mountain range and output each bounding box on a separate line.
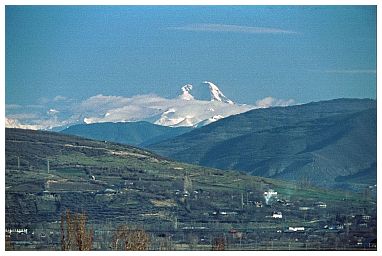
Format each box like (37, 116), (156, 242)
(61, 121), (192, 147)
(148, 98), (376, 190)
(57, 98), (376, 190)
(6, 81), (296, 130)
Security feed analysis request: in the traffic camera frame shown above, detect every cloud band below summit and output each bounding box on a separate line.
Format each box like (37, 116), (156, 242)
(6, 82), (295, 130)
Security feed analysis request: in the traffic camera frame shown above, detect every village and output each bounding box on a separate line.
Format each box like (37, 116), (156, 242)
(4, 131), (377, 250)
(5, 168), (377, 250)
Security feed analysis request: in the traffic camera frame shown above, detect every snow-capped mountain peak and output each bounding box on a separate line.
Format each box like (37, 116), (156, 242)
(179, 81), (234, 104)
(179, 84), (194, 100)
(202, 81), (234, 104)
(153, 81), (240, 126)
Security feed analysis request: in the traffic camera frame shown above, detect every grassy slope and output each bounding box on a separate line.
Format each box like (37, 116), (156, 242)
(5, 128), (375, 250)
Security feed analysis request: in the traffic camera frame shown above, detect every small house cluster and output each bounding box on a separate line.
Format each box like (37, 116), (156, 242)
(271, 211), (283, 219)
(6, 228), (28, 235)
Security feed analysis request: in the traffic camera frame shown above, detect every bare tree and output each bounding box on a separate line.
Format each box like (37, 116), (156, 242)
(60, 209), (93, 251)
(112, 225), (150, 251)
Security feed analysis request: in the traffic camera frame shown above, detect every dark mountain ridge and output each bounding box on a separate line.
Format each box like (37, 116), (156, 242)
(61, 121), (192, 147)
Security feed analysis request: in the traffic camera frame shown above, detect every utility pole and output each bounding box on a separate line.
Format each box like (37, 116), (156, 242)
(47, 159), (50, 174)
(241, 193), (244, 209)
(174, 216), (178, 230)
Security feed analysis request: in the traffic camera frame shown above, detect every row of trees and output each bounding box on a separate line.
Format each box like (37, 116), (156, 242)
(60, 209), (93, 250)
(60, 209), (226, 251)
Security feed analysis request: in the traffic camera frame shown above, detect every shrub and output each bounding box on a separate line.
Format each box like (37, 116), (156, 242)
(111, 225), (150, 251)
(212, 237), (226, 251)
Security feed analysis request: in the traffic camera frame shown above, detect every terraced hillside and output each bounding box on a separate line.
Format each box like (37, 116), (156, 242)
(5, 128), (376, 250)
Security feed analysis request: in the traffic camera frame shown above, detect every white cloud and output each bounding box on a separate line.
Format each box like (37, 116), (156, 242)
(255, 97), (295, 108)
(47, 109), (60, 115)
(324, 69), (376, 74)
(5, 91), (295, 129)
(53, 95), (67, 101)
(169, 23), (298, 34)
(78, 94), (252, 127)
(5, 117), (43, 130)
(68, 94), (295, 127)
(75, 94), (165, 123)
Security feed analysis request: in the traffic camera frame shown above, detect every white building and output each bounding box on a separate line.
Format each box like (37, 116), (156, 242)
(272, 212), (283, 219)
(288, 227), (305, 232)
(314, 202), (327, 208)
(264, 191), (278, 196)
(5, 228), (28, 235)
(299, 206), (313, 211)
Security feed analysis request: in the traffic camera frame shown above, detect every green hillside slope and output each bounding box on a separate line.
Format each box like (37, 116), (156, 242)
(148, 99), (376, 189)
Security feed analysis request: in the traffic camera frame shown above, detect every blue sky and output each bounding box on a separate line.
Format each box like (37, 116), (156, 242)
(5, 6), (376, 129)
